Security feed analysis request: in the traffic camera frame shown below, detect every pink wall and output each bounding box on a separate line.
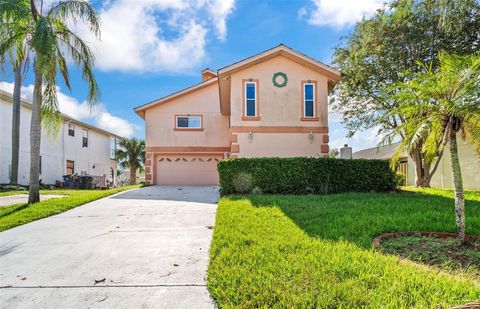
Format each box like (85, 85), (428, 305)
(229, 55), (329, 127)
(144, 82), (230, 148)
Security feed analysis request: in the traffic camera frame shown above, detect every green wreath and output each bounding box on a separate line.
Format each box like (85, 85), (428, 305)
(272, 72), (288, 87)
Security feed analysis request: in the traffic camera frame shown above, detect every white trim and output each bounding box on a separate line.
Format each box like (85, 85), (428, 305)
(175, 115), (202, 129)
(303, 82), (315, 118)
(244, 81), (257, 117)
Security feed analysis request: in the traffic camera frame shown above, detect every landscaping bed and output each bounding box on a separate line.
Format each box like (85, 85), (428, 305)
(208, 188), (480, 307)
(0, 185), (142, 231)
(376, 232), (480, 278)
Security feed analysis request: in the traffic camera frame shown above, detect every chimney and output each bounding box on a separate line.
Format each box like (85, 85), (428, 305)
(201, 68), (217, 81)
(340, 144), (352, 159)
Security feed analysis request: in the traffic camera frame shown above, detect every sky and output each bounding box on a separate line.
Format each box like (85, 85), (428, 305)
(0, 0), (387, 152)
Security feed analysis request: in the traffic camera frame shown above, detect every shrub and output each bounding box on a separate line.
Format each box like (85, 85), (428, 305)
(217, 157), (398, 195)
(232, 172), (254, 193)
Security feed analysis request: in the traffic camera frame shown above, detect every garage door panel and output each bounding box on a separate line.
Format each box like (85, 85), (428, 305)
(155, 156), (220, 185)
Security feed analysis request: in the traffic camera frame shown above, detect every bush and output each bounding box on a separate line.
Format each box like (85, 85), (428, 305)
(232, 172), (254, 193)
(217, 157), (398, 195)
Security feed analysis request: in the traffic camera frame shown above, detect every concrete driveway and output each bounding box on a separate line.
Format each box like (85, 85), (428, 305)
(0, 186), (219, 308)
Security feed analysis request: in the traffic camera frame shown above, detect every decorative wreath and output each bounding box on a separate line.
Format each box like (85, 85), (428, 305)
(272, 72), (288, 87)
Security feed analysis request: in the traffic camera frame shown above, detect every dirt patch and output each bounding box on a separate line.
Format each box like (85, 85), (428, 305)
(375, 232), (480, 278)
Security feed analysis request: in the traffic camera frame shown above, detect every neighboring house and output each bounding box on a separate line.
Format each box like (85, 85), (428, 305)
(135, 44), (341, 185)
(352, 141), (480, 189)
(0, 90), (120, 186)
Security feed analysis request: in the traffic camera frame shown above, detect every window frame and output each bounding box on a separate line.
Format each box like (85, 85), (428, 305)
(82, 129), (88, 147)
(242, 79), (260, 121)
(301, 80), (319, 121)
(68, 123), (75, 137)
(174, 115), (203, 131)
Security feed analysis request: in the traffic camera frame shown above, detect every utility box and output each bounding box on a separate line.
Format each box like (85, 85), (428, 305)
(340, 144), (352, 159)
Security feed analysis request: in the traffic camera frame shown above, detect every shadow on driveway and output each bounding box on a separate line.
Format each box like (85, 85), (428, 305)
(111, 185), (220, 204)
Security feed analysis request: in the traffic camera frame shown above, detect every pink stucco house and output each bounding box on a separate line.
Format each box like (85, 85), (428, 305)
(134, 45), (341, 185)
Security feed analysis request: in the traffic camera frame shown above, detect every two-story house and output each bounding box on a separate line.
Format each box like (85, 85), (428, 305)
(0, 90), (120, 186)
(135, 45), (341, 185)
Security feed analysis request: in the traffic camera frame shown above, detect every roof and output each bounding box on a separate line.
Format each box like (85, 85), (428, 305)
(0, 90), (122, 139)
(352, 143), (407, 160)
(218, 44), (341, 82)
(133, 77), (218, 119)
(133, 44), (342, 117)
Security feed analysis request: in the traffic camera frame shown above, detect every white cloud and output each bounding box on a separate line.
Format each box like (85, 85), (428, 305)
(301, 0), (384, 28)
(74, 0), (235, 72)
(0, 82), (136, 137)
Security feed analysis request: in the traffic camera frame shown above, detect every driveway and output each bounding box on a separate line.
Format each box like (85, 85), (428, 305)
(0, 186), (219, 308)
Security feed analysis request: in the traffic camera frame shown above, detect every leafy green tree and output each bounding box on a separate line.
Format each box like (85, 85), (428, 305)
(329, 148), (339, 158)
(116, 138), (145, 185)
(0, 0), (30, 185)
(0, 0), (100, 202)
(390, 52), (480, 243)
(332, 0), (480, 187)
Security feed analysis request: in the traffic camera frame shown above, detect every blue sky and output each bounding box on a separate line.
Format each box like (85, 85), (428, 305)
(0, 0), (386, 152)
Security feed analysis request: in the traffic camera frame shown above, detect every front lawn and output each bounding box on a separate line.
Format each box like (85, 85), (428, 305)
(0, 185), (142, 231)
(208, 188), (480, 308)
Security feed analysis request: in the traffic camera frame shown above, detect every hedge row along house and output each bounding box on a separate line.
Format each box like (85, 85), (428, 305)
(134, 45), (341, 185)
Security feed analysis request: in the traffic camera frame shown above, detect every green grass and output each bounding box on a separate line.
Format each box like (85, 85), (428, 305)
(0, 185), (142, 231)
(208, 188), (480, 308)
(0, 188), (28, 197)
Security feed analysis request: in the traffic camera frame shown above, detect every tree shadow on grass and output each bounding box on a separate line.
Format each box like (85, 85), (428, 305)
(230, 190), (480, 249)
(0, 204), (29, 220)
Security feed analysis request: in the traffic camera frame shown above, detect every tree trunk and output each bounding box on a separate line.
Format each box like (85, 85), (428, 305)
(129, 164), (137, 185)
(449, 130), (465, 244)
(10, 65), (22, 184)
(410, 147), (432, 187)
(28, 68), (42, 204)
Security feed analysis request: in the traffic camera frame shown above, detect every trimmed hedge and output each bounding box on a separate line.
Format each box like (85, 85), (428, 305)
(217, 157), (399, 195)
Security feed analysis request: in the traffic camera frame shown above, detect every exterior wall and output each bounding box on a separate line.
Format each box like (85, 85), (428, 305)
(0, 98), (117, 185)
(143, 82), (229, 184)
(406, 138), (480, 189)
(228, 55), (329, 158)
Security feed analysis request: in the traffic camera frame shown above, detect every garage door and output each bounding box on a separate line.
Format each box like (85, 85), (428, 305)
(155, 155), (221, 185)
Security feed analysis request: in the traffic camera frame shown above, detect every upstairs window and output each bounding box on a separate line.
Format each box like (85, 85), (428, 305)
(304, 82), (315, 118)
(176, 115), (202, 129)
(68, 124), (75, 136)
(82, 129), (88, 147)
(245, 82), (257, 117)
(109, 137), (116, 160)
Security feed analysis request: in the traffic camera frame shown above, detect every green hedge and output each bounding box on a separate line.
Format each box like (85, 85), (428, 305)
(217, 157), (399, 195)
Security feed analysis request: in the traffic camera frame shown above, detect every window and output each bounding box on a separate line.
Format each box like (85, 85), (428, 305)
(109, 137), (116, 160)
(68, 124), (75, 136)
(175, 115), (202, 129)
(82, 129), (88, 147)
(66, 160), (74, 175)
(245, 82), (257, 117)
(304, 83), (315, 118)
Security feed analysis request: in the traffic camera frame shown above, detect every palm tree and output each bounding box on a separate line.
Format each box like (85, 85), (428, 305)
(116, 138), (145, 185)
(1, 0), (100, 203)
(391, 52), (480, 244)
(0, 0), (30, 185)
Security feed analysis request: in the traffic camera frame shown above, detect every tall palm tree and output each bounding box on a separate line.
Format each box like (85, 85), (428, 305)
(391, 52), (480, 244)
(116, 138), (145, 185)
(0, 0), (30, 185)
(1, 0), (100, 203)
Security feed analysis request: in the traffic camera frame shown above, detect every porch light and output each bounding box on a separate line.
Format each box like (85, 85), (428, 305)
(308, 132), (314, 143)
(248, 131), (254, 143)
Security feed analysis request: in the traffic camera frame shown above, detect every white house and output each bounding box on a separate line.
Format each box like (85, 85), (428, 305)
(0, 90), (120, 186)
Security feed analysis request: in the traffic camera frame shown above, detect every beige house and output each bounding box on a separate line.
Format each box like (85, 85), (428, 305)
(352, 141), (480, 190)
(135, 45), (341, 185)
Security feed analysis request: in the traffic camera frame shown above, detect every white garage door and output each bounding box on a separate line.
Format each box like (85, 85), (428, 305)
(155, 155), (221, 185)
